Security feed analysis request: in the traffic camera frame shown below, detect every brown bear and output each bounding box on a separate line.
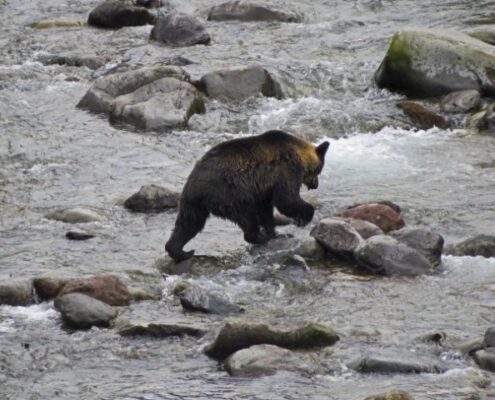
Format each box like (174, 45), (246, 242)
(165, 130), (330, 262)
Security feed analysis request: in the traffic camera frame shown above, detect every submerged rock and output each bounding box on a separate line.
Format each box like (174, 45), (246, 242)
(205, 321), (339, 359)
(397, 102), (449, 130)
(439, 89), (481, 113)
(37, 54), (108, 70)
(310, 217), (363, 257)
(0, 280), (34, 306)
(124, 184), (180, 212)
(179, 285), (244, 315)
(46, 207), (102, 223)
(119, 322), (207, 338)
(88, 0), (155, 29)
(56, 275), (131, 306)
(150, 13), (210, 46)
(28, 20), (86, 29)
(389, 227), (444, 267)
(465, 104), (495, 136)
(354, 235), (434, 276)
(197, 66), (283, 102)
(446, 234), (495, 258)
(155, 255), (236, 276)
(224, 344), (314, 377)
(56, 293), (117, 329)
(363, 390), (415, 400)
(467, 29), (495, 46)
(33, 277), (69, 301)
(207, 1), (300, 23)
(375, 29), (495, 97)
(348, 351), (445, 374)
(339, 203), (405, 233)
(472, 348), (495, 372)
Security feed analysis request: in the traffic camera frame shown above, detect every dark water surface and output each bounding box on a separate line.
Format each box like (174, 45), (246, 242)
(1, 1), (495, 399)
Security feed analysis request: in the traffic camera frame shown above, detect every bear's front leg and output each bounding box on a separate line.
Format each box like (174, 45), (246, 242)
(274, 183), (315, 227)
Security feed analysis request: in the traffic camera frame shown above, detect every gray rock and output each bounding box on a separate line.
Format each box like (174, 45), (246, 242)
(466, 103), (495, 136)
(179, 285), (243, 315)
(472, 348), (495, 372)
(0, 280), (34, 306)
(225, 344), (314, 377)
(344, 218), (383, 240)
(124, 184), (180, 212)
(439, 89), (481, 113)
(310, 217), (363, 256)
(77, 65), (189, 114)
(66, 230), (95, 240)
(354, 235), (434, 276)
(389, 227), (444, 267)
(294, 239), (326, 262)
(207, 1), (300, 23)
(45, 207), (102, 223)
(119, 322), (207, 337)
(205, 321), (339, 359)
(375, 29), (495, 97)
(56, 293), (117, 329)
(150, 13), (210, 46)
(348, 352), (445, 374)
(88, 0), (155, 29)
(197, 66), (283, 102)
(484, 326), (495, 348)
(363, 390), (415, 400)
(446, 234), (495, 258)
(37, 54), (108, 70)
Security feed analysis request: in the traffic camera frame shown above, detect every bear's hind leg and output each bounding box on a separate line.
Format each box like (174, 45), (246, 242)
(165, 207), (208, 263)
(258, 202), (277, 239)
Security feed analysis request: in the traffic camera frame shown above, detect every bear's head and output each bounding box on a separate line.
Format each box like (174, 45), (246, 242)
(303, 141), (330, 190)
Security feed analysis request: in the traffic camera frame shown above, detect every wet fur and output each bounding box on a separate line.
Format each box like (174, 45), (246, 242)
(165, 130), (329, 262)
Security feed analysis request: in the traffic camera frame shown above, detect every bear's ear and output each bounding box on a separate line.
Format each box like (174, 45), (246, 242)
(316, 141), (330, 160)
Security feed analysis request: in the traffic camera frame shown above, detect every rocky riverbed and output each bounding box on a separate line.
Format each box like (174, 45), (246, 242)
(1, 0), (495, 399)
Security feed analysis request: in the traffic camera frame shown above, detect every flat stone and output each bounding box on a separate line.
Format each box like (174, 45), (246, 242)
(45, 207), (102, 223)
(37, 54), (108, 70)
(119, 322), (207, 338)
(65, 231), (95, 240)
(348, 352), (445, 374)
(124, 184), (180, 212)
(57, 293), (117, 329)
(207, 1), (300, 23)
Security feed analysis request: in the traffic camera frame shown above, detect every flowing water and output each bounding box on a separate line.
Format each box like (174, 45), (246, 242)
(1, 0), (495, 399)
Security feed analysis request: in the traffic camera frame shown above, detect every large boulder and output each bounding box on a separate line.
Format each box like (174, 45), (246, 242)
(310, 217), (363, 257)
(88, 0), (156, 29)
(0, 280), (34, 306)
(56, 293), (117, 329)
(224, 344), (314, 377)
(124, 184), (180, 212)
(77, 65), (204, 131)
(363, 390), (415, 400)
(446, 234), (495, 258)
(55, 275), (131, 306)
(375, 29), (495, 97)
(197, 66), (283, 102)
(150, 13), (210, 46)
(205, 321), (339, 359)
(354, 235), (434, 276)
(339, 203), (405, 233)
(178, 285), (243, 315)
(389, 227), (444, 267)
(207, 1), (300, 23)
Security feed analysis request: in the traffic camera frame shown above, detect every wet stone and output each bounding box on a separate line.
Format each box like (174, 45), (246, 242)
(207, 1), (301, 23)
(56, 293), (117, 329)
(197, 66), (283, 102)
(363, 390), (415, 400)
(179, 285), (244, 315)
(0, 279), (34, 306)
(55, 275), (131, 306)
(155, 255), (236, 276)
(389, 226), (444, 267)
(348, 351), (445, 374)
(33, 277), (69, 301)
(354, 235), (434, 276)
(310, 217), (363, 257)
(37, 54), (108, 70)
(446, 234), (495, 258)
(88, 0), (156, 29)
(65, 231), (95, 241)
(472, 348), (495, 372)
(339, 202), (405, 233)
(128, 287), (161, 302)
(150, 13), (210, 46)
(484, 326), (495, 347)
(344, 218), (383, 240)
(397, 102), (449, 130)
(124, 184), (180, 212)
(205, 321), (339, 359)
(439, 90), (481, 113)
(224, 344), (315, 377)
(45, 207), (102, 223)
(119, 322), (207, 338)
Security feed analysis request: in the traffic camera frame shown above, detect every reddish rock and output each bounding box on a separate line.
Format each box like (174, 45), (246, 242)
(55, 275), (131, 308)
(339, 203), (405, 233)
(33, 277), (70, 300)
